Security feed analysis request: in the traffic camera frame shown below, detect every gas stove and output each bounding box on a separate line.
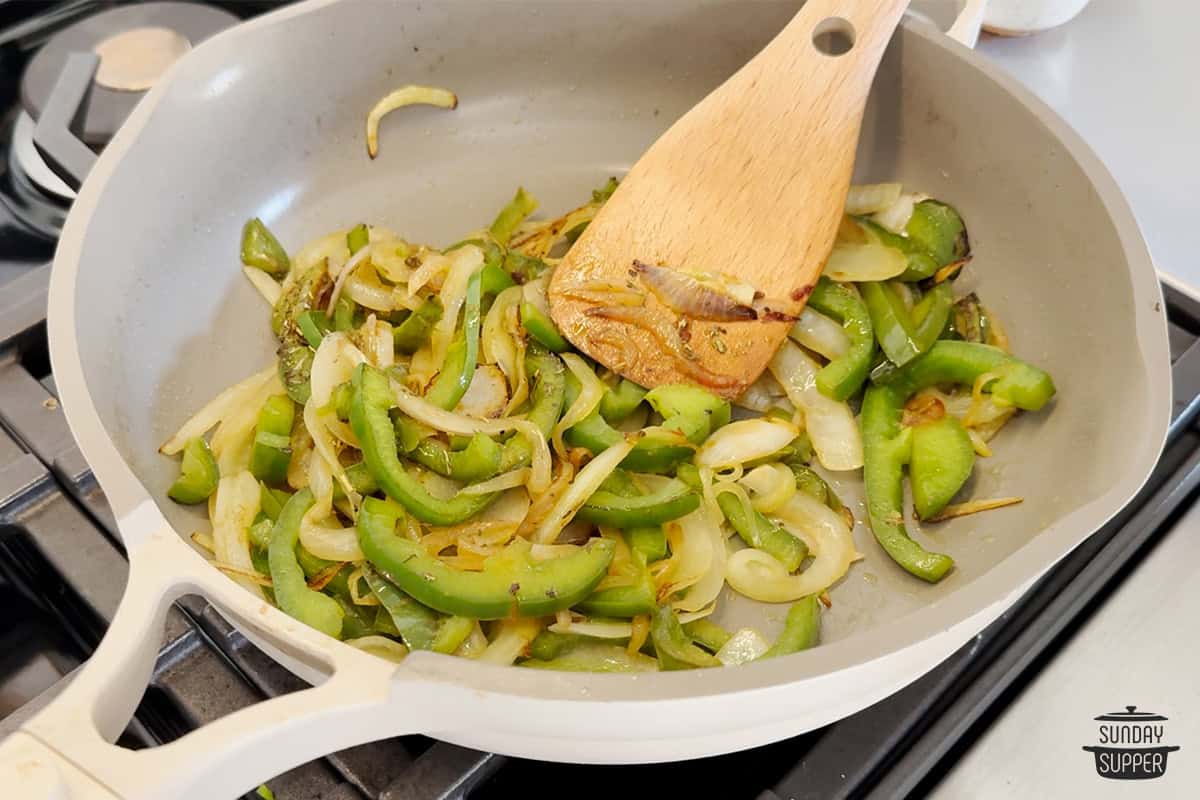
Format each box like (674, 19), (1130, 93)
(0, 3), (1196, 800)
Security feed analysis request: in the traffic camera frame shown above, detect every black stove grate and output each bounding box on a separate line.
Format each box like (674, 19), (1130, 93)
(0, 264), (1195, 800)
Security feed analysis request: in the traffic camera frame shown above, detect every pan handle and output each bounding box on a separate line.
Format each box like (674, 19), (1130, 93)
(0, 504), (429, 800)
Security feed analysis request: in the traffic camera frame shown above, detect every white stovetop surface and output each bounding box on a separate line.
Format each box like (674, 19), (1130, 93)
(931, 1), (1199, 795)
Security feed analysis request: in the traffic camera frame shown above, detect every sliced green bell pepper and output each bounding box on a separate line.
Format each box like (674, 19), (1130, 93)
(362, 565), (440, 650)
(763, 596), (821, 657)
(904, 200), (969, 276)
(357, 496), (615, 619)
(575, 552), (656, 617)
(350, 364), (497, 525)
(250, 395), (294, 485)
(807, 276), (875, 400)
(862, 280), (921, 367)
(296, 310), (331, 349)
(489, 186), (538, 245)
(520, 301), (569, 352)
(267, 489), (343, 639)
(650, 605), (719, 670)
(716, 491), (808, 573)
(863, 341), (1055, 582)
(409, 432), (502, 483)
(683, 618), (732, 653)
(911, 282), (955, 353)
(241, 217), (290, 277)
(393, 298), (443, 354)
(599, 378), (647, 424)
(346, 223), (370, 255)
(424, 268), (482, 409)
(910, 415), (975, 520)
(497, 352), (566, 471)
(431, 616), (476, 655)
(167, 437), (219, 504)
(577, 478), (699, 527)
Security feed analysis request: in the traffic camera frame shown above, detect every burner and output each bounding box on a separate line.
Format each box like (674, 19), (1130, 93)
(13, 1), (237, 202)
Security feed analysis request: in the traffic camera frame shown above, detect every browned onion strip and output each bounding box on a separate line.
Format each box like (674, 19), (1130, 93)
(633, 261), (758, 322)
(584, 305), (740, 389)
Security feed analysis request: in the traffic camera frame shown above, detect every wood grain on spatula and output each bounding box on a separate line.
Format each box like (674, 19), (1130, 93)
(548, 0), (909, 399)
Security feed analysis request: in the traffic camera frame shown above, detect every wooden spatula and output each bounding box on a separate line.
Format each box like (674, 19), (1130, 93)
(548, 0), (909, 399)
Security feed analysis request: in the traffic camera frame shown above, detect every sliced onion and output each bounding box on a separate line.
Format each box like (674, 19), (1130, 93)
(428, 244), (483, 374)
(661, 514), (712, 597)
(365, 316), (394, 369)
(769, 341), (863, 471)
(210, 372), (285, 476)
(389, 379), (551, 494)
(325, 244), (373, 315)
(789, 307), (850, 361)
(290, 231), (349, 289)
(310, 332), (368, 408)
(455, 365), (509, 419)
(478, 617), (541, 665)
(304, 399), (358, 504)
(345, 635), (408, 663)
(739, 463), (796, 514)
(716, 628), (771, 666)
(845, 183), (902, 215)
(455, 622), (488, 658)
(460, 467), (530, 496)
(299, 505), (365, 562)
(824, 219), (907, 282)
(554, 353), (606, 457)
(367, 234), (413, 284)
(695, 417), (799, 470)
(242, 266), (282, 306)
(672, 508), (727, 613)
(531, 438), (636, 544)
(871, 192), (929, 234)
(160, 365), (277, 454)
(405, 250), (450, 299)
(547, 605), (715, 639)
(211, 471), (263, 599)
(734, 372), (791, 414)
(481, 285), (522, 389)
(344, 265), (397, 312)
(634, 260), (757, 321)
(366, 85), (457, 159)
(529, 542), (582, 561)
(725, 491), (858, 602)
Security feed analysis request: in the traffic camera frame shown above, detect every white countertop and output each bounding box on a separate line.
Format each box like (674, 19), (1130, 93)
(930, 3), (1198, 794)
(973, 0), (1199, 294)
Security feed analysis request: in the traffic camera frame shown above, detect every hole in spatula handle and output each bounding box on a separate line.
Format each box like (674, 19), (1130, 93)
(812, 17), (856, 55)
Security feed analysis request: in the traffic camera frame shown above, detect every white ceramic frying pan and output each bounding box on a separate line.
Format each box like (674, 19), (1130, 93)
(0, 1), (1170, 797)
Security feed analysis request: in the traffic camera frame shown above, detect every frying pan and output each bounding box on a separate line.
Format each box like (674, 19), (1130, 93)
(0, 1), (1170, 797)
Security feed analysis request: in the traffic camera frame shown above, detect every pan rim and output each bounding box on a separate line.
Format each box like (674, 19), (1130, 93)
(47, 0), (1171, 707)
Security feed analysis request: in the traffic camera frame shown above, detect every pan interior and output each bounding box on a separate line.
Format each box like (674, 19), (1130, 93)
(68, 2), (1159, 652)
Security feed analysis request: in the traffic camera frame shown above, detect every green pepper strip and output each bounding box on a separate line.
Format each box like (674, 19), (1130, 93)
(807, 277), (875, 400)
(763, 596), (821, 657)
(497, 352), (566, 470)
(346, 223), (369, 255)
(424, 268), (483, 409)
(489, 186), (538, 245)
(241, 218), (290, 277)
(910, 415), (975, 520)
(267, 489), (343, 639)
(350, 364), (497, 525)
(393, 298), (443, 354)
(577, 479), (700, 528)
(503, 251), (549, 282)
(599, 378), (647, 423)
(650, 605), (719, 670)
(296, 310), (331, 349)
(715, 491), (807, 572)
(575, 552), (656, 618)
(168, 437), (219, 504)
(595, 471), (668, 563)
(528, 630), (575, 661)
(861, 281), (921, 367)
(362, 565), (439, 650)
(332, 295), (357, 332)
(904, 200), (969, 274)
(250, 395), (295, 485)
(911, 282), (955, 352)
(788, 462), (844, 513)
(410, 433), (502, 483)
(481, 262), (515, 296)
(259, 484), (290, 522)
(357, 496), (615, 619)
(682, 618), (732, 653)
(431, 616), (476, 655)
(863, 341), (1056, 581)
(520, 302), (570, 352)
